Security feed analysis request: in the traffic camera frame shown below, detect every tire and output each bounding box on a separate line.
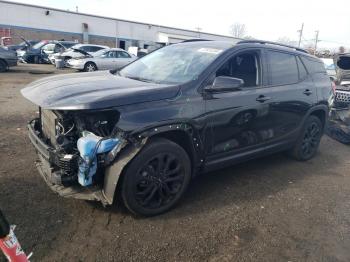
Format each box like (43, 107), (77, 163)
(289, 115), (323, 161)
(0, 60), (7, 72)
(121, 138), (191, 216)
(84, 62), (97, 72)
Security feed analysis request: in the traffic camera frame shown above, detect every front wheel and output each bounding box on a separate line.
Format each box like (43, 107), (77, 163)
(121, 138), (191, 216)
(84, 62), (97, 72)
(0, 60), (7, 72)
(289, 115), (323, 161)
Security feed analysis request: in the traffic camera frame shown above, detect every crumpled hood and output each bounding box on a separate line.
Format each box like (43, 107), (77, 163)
(21, 71), (180, 110)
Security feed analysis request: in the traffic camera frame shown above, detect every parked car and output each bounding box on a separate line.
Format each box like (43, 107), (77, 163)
(5, 39), (39, 51)
(321, 58), (337, 81)
(18, 40), (77, 64)
(0, 46), (17, 72)
(48, 44), (109, 64)
(333, 53), (350, 107)
(22, 40), (333, 216)
(66, 48), (136, 71)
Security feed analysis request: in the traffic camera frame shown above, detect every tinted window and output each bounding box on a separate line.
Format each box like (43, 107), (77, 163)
(300, 56), (326, 74)
(267, 51), (299, 85)
(297, 56), (308, 80)
(82, 46), (94, 52)
(91, 46), (104, 52)
(61, 42), (76, 48)
(216, 51), (260, 87)
(117, 51), (131, 58)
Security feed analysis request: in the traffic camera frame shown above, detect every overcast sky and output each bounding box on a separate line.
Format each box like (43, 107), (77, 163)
(6, 0), (350, 50)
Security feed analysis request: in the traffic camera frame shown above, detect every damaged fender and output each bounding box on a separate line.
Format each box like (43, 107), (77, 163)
(103, 138), (147, 204)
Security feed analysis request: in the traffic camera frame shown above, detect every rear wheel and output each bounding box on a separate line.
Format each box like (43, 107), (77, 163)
(84, 62), (97, 72)
(121, 138), (191, 216)
(0, 60), (7, 72)
(289, 115), (323, 161)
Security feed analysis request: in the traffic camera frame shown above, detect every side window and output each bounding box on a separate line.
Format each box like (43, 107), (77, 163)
(215, 51), (260, 87)
(267, 51), (299, 85)
(41, 43), (55, 52)
(300, 56), (326, 74)
(117, 51), (131, 58)
(297, 56), (308, 80)
(107, 51), (117, 58)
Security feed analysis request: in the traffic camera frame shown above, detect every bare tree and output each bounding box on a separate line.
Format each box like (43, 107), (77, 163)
(276, 37), (297, 46)
(339, 46), (346, 53)
(230, 23), (246, 38)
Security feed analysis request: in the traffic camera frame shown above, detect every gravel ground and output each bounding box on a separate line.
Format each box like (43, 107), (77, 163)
(1, 64), (350, 262)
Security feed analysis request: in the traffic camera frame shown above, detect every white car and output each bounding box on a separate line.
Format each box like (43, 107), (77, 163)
(66, 48), (137, 72)
(48, 44), (109, 64)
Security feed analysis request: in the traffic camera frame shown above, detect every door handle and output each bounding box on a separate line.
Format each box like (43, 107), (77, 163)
(303, 89), (313, 96)
(256, 95), (271, 103)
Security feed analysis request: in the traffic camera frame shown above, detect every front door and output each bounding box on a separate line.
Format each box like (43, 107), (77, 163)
(204, 49), (277, 164)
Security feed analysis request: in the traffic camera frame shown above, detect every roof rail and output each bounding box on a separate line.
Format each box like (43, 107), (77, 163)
(182, 39), (211, 43)
(237, 40), (308, 54)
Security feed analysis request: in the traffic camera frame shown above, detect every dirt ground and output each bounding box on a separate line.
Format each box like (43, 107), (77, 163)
(1, 64), (350, 262)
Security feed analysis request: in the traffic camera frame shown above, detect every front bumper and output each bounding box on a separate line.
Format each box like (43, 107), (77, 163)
(66, 60), (84, 70)
(27, 119), (108, 204)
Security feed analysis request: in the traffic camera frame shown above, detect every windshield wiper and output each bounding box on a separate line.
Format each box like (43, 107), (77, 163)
(125, 76), (156, 83)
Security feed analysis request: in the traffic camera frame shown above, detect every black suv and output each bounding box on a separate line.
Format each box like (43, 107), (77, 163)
(22, 40), (333, 216)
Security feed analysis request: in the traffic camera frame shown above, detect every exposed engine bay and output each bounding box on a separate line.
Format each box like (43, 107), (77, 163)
(34, 108), (126, 187)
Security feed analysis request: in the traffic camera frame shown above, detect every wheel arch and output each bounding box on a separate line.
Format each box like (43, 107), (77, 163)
(84, 61), (98, 70)
(305, 105), (329, 130)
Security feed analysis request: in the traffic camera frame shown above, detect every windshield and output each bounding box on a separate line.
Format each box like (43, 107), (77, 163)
(119, 44), (224, 84)
(94, 49), (109, 57)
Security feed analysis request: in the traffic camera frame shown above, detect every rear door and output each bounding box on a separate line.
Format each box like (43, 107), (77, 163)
(264, 49), (317, 141)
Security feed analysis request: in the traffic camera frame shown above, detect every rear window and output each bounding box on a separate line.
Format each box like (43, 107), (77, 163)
(300, 56), (326, 74)
(267, 50), (299, 85)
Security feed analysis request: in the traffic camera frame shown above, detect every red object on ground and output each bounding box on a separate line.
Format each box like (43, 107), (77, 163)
(0, 210), (29, 262)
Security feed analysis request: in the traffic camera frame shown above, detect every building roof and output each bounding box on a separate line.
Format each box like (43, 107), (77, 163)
(0, 0), (240, 41)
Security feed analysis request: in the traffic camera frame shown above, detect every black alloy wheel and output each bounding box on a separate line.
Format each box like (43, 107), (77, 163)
(121, 138), (191, 216)
(290, 115), (323, 161)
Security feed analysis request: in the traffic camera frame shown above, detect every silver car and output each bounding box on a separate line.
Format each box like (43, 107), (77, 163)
(66, 48), (137, 72)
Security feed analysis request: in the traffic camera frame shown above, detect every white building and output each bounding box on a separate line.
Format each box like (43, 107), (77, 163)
(0, 0), (240, 50)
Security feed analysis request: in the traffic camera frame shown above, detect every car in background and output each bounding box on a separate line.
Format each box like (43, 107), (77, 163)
(48, 44), (109, 64)
(321, 58), (337, 81)
(5, 39), (39, 51)
(66, 48), (136, 72)
(333, 53), (350, 107)
(0, 46), (17, 72)
(18, 40), (77, 64)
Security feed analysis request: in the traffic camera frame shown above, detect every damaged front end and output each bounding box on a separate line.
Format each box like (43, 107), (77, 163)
(28, 108), (144, 205)
(326, 54), (350, 144)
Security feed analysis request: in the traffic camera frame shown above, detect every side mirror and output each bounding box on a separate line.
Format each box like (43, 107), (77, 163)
(205, 76), (244, 92)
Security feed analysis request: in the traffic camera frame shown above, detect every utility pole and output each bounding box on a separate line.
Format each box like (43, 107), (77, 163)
(297, 23), (304, 47)
(314, 30), (319, 53)
(195, 27), (202, 38)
